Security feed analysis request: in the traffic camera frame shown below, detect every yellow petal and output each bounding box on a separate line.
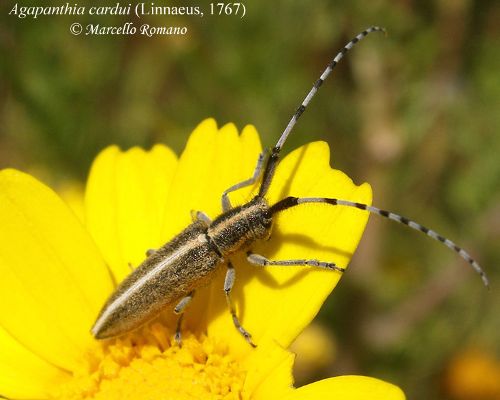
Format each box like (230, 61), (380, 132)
(208, 141), (371, 354)
(160, 119), (259, 238)
(85, 144), (178, 283)
(253, 142), (372, 347)
(0, 169), (113, 370)
(242, 338), (295, 400)
(0, 325), (68, 399)
(278, 376), (405, 400)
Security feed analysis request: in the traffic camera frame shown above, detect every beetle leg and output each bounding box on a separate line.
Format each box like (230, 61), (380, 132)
(173, 291), (195, 347)
(247, 252), (346, 273)
(190, 210), (212, 225)
(224, 263), (256, 347)
(127, 262), (134, 271)
(221, 150), (267, 212)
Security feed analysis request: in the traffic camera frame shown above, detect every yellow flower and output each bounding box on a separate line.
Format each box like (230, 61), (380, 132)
(0, 119), (405, 399)
(444, 348), (500, 400)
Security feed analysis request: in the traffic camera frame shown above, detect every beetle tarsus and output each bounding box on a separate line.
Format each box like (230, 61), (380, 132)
(175, 314), (184, 347)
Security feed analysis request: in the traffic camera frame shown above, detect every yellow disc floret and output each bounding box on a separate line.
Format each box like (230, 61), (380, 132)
(55, 323), (246, 400)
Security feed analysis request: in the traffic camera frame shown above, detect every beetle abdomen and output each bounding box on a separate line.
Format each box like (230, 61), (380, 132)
(92, 220), (222, 339)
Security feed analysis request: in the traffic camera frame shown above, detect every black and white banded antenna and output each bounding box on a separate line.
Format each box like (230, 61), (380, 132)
(259, 26), (386, 196)
(255, 25), (489, 288)
(269, 197), (490, 288)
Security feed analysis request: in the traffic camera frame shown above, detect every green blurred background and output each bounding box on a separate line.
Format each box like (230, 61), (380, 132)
(1, 1), (499, 399)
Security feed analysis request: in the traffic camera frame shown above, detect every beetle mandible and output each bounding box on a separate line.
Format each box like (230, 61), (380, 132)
(92, 26), (489, 346)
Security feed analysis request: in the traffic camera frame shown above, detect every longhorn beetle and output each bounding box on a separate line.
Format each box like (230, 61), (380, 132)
(92, 26), (489, 346)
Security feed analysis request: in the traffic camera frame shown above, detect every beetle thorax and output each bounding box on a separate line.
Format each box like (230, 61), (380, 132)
(207, 196), (272, 256)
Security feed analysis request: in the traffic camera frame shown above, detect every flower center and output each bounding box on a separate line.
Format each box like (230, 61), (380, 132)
(55, 323), (246, 400)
